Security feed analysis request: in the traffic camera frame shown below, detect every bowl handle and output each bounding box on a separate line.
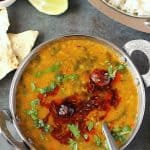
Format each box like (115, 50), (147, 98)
(144, 19), (150, 27)
(123, 40), (150, 87)
(0, 110), (28, 150)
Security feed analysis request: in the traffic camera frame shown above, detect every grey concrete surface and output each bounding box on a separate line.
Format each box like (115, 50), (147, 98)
(0, 0), (150, 149)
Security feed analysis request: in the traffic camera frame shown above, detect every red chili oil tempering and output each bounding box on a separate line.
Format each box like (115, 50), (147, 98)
(37, 69), (120, 144)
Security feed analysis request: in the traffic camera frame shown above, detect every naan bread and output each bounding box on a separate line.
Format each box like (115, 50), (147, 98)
(8, 30), (39, 62)
(0, 8), (19, 80)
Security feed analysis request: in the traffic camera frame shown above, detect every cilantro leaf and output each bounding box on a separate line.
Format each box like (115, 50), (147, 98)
(43, 124), (52, 133)
(30, 99), (40, 108)
(108, 65), (117, 79)
(34, 62), (61, 78)
(26, 99), (53, 133)
(36, 81), (57, 94)
(107, 63), (126, 79)
(68, 139), (78, 150)
(63, 74), (79, 81)
(56, 73), (79, 83)
(31, 82), (36, 91)
(68, 124), (80, 139)
(116, 64), (126, 71)
(55, 74), (64, 84)
(94, 135), (101, 147)
(104, 140), (109, 150)
(87, 121), (94, 131)
(111, 125), (132, 144)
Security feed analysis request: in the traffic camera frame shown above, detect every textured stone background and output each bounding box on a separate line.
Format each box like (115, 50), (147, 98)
(0, 0), (150, 149)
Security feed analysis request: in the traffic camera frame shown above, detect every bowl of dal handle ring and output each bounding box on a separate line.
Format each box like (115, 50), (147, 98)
(0, 0), (16, 7)
(88, 0), (150, 33)
(0, 35), (150, 150)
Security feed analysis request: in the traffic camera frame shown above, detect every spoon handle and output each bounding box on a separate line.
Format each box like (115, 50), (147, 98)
(102, 122), (119, 150)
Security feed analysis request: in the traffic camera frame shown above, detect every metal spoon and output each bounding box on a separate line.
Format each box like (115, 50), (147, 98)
(102, 122), (119, 150)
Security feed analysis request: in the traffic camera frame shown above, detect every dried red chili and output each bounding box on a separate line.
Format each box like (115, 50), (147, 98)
(90, 69), (110, 87)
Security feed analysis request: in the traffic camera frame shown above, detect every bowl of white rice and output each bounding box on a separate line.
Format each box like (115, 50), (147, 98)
(103, 0), (150, 18)
(89, 0), (150, 33)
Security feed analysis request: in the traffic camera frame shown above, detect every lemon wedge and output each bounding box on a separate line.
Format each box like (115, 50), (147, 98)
(28, 0), (68, 15)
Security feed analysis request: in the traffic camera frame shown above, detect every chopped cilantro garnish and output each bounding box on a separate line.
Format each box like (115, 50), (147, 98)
(68, 124), (80, 139)
(33, 118), (52, 133)
(44, 124), (51, 133)
(55, 73), (64, 84)
(56, 73), (79, 83)
(87, 121), (94, 131)
(94, 135), (101, 147)
(68, 139), (78, 150)
(36, 88), (47, 94)
(104, 140), (109, 150)
(63, 74), (79, 81)
(116, 63), (126, 71)
(34, 119), (44, 128)
(31, 73), (79, 94)
(34, 62), (61, 78)
(108, 65), (116, 79)
(26, 99), (53, 133)
(30, 99), (39, 108)
(27, 108), (38, 119)
(31, 82), (36, 91)
(111, 125), (132, 144)
(47, 62), (61, 72)
(36, 81), (57, 94)
(107, 63), (126, 79)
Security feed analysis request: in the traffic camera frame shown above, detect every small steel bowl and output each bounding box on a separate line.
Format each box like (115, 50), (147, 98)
(0, 35), (150, 150)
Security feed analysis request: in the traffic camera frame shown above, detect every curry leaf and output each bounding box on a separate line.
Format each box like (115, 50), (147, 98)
(68, 139), (78, 150)
(68, 124), (80, 139)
